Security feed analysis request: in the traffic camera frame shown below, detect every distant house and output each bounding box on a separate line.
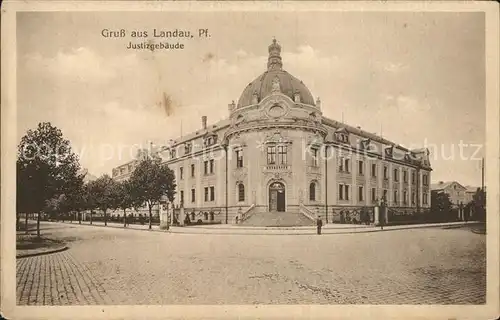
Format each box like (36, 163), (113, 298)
(430, 181), (468, 207)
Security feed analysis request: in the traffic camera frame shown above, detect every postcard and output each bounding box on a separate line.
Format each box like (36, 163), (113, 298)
(1, 1), (499, 319)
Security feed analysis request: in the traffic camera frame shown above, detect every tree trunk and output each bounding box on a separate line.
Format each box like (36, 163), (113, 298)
(25, 212), (29, 234)
(90, 210), (93, 224)
(123, 209), (127, 227)
(104, 209), (107, 226)
(78, 210), (81, 224)
(37, 211), (41, 238)
(148, 203), (152, 230)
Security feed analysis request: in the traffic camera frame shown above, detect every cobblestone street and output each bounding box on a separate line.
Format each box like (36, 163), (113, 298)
(17, 222), (486, 305)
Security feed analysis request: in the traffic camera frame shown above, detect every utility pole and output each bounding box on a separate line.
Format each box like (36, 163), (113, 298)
(324, 145), (329, 224)
(224, 143), (229, 224)
(416, 166), (420, 214)
(481, 157), (485, 191)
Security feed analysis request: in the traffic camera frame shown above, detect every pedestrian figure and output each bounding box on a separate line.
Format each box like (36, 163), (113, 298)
(316, 216), (323, 235)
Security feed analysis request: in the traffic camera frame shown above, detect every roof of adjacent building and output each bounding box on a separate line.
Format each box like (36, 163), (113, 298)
(430, 181), (466, 191)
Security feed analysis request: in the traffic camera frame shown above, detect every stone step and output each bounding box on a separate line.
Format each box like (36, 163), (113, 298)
(240, 211), (315, 227)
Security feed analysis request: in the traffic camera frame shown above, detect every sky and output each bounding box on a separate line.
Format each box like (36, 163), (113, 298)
(17, 11), (485, 186)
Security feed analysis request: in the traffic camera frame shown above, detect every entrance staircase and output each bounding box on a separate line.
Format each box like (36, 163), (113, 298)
(239, 211), (315, 227)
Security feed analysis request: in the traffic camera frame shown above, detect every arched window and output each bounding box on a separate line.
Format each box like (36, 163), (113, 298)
(309, 182), (316, 201)
(238, 183), (245, 202)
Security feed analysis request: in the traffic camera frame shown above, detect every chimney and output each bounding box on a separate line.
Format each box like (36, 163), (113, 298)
(202, 116), (207, 130)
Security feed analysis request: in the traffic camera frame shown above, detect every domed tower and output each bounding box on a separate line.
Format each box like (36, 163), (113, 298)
(224, 39), (327, 221)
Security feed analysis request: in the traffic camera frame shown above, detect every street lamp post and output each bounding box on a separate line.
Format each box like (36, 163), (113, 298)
(223, 142), (229, 224)
(324, 145), (329, 224)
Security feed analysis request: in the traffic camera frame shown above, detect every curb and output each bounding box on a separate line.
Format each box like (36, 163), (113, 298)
(48, 221), (479, 236)
(16, 245), (69, 259)
(60, 221), (168, 233)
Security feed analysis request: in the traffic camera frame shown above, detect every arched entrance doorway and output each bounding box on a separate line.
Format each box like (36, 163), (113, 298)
(269, 182), (286, 212)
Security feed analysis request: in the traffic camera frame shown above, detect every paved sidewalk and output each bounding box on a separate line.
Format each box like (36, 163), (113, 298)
(52, 220), (479, 235)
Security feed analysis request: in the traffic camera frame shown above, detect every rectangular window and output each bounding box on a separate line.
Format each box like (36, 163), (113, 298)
(358, 186), (364, 202)
(412, 192), (416, 204)
(393, 168), (398, 182)
(180, 167), (184, 180)
(345, 159), (350, 173)
(371, 163), (377, 177)
(191, 164), (195, 177)
(358, 160), (364, 175)
(204, 187), (209, 202)
(339, 157), (344, 172)
(238, 184), (245, 202)
(383, 166), (388, 180)
(339, 184), (344, 200)
(403, 191), (407, 204)
(403, 170), (408, 183)
(236, 150), (243, 168)
(204, 161), (208, 175)
(412, 172), (416, 184)
(267, 146), (276, 164)
(278, 145), (287, 165)
(191, 188), (195, 203)
(394, 190), (398, 205)
(210, 186), (215, 201)
(209, 159), (214, 174)
(371, 188), (376, 202)
(311, 148), (318, 167)
(345, 185), (350, 200)
(180, 190), (184, 205)
(383, 189), (388, 201)
(423, 192), (428, 204)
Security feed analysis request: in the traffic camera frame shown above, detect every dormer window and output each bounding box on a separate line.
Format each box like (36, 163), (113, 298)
(335, 128), (349, 144)
(169, 148), (176, 159)
(360, 138), (371, 150)
(384, 146), (394, 158)
(184, 142), (192, 154)
(204, 134), (218, 147)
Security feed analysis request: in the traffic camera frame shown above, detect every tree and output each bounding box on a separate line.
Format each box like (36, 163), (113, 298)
(129, 157), (176, 229)
(82, 181), (97, 224)
(431, 191), (453, 221)
(89, 174), (120, 226)
(63, 173), (86, 223)
(44, 194), (67, 221)
(115, 180), (139, 227)
(471, 188), (486, 221)
(17, 122), (82, 237)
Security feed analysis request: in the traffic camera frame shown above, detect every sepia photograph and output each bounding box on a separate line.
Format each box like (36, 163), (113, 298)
(2, 1), (499, 319)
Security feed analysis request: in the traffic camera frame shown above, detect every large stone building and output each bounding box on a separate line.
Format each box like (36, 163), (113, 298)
(112, 39), (432, 225)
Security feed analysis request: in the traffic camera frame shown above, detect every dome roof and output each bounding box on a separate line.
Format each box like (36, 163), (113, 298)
(236, 39), (316, 109)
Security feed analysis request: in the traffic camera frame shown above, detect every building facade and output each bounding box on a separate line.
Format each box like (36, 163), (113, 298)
(112, 39), (432, 224)
(430, 181), (468, 208)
